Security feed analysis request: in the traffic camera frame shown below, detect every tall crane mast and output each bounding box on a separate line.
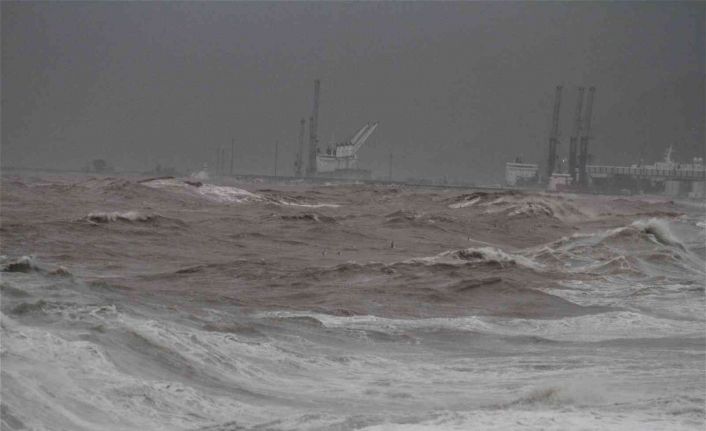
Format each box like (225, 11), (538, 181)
(295, 118), (305, 177)
(578, 86), (596, 187)
(307, 79), (320, 176)
(569, 87), (586, 183)
(546, 85), (563, 180)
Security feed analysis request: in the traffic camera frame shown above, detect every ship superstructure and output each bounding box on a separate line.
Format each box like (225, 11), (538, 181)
(316, 122), (378, 176)
(295, 79), (379, 179)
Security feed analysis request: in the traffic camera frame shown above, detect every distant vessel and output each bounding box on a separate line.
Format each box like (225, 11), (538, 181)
(505, 158), (539, 187)
(636, 145), (704, 172)
(506, 146), (706, 198)
(315, 122), (379, 179)
(297, 79), (380, 180)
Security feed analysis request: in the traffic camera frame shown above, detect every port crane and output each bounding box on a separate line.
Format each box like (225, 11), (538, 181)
(316, 122), (379, 173)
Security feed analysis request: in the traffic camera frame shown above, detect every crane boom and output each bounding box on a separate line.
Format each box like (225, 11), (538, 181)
(352, 122), (378, 153)
(349, 123), (370, 146)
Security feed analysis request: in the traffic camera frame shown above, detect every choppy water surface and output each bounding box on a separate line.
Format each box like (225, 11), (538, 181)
(1, 174), (704, 430)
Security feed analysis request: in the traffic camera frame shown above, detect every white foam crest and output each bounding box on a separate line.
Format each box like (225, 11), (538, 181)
(196, 183), (261, 203)
(189, 169), (209, 181)
(526, 218), (704, 278)
(631, 217), (686, 248)
(0, 312), (283, 431)
(143, 178), (262, 204)
(482, 311), (704, 342)
(0, 255), (41, 272)
(409, 246), (542, 270)
(542, 280), (706, 320)
(261, 310), (704, 342)
(508, 377), (624, 408)
(111, 314), (432, 406)
(507, 202), (554, 217)
(583, 218), (687, 251)
(448, 196), (480, 209)
(86, 211), (152, 223)
(143, 179), (339, 207)
(278, 200), (341, 208)
(116, 314), (283, 380)
(479, 194), (590, 222)
(358, 408), (701, 431)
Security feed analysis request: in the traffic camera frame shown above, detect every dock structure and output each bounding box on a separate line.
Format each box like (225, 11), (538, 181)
(506, 145), (705, 198)
(586, 164), (705, 181)
(587, 148), (705, 198)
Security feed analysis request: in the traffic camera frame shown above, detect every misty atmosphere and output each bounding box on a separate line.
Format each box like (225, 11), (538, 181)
(2, 2), (704, 182)
(1, 2), (705, 431)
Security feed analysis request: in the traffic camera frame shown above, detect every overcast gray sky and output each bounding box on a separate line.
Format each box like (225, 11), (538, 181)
(2, 1), (704, 182)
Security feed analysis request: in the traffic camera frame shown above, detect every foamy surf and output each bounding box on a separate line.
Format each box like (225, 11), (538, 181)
(260, 310), (703, 342)
(85, 211), (154, 223)
(142, 178), (262, 204)
(277, 200), (341, 208)
(141, 178), (341, 207)
(2, 176), (704, 431)
(447, 191), (592, 222)
(407, 246), (542, 269)
(524, 217), (704, 279)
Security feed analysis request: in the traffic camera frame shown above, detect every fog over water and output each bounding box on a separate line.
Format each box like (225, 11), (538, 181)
(1, 2), (706, 431)
(2, 1), (704, 182)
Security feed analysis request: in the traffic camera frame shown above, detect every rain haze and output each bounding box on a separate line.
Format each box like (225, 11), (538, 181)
(1, 2), (705, 431)
(2, 1), (704, 182)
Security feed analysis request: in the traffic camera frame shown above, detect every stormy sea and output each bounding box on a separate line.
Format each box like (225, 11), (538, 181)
(1, 173), (704, 431)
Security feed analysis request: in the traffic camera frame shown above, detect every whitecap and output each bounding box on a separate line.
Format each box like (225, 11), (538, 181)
(408, 246), (542, 270)
(260, 310), (704, 342)
(86, 211), (153, 223)
(448, 197), (480, 209)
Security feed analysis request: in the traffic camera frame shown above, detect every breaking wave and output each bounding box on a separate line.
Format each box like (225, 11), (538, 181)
(258, 310), (703, 342)
(447, 191), (590, 222)
(1, 255), (40, 273)
(631, 217), (686, 249)
(140, 178), (341, 208)
(280, 213), (337, 223)
(85, 211), (155, 223)
(1, 255), (71, 276)
(408, 246), (541, 269)
(142, 178), (261, 204)
(525, 217), (703, 279)
(2, 176), (704, 431)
